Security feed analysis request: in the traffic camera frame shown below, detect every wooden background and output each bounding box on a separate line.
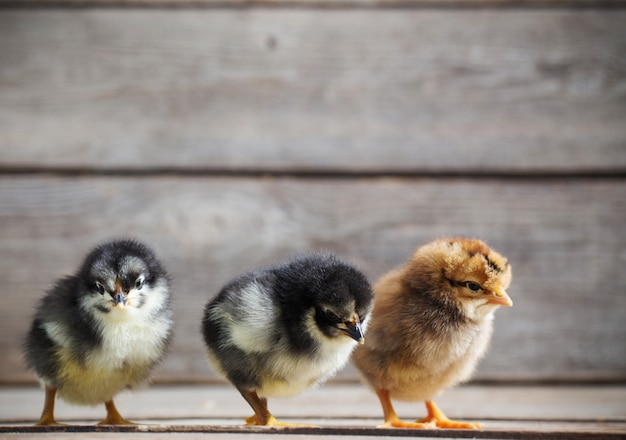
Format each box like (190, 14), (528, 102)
(0, 0), (624, 385)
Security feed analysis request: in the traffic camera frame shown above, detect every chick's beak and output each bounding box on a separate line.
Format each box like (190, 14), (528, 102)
(339, 314), (365, 345)
(112, 279), (127, 309)
(486, 289), (513, 307)
(112, 293), (127, 309)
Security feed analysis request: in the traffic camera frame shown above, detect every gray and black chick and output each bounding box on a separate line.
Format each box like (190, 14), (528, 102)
(24, 239), (173, 425)
(202, 253), (373, 426)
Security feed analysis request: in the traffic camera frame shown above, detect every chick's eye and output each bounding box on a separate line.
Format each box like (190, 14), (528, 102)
(95, 282), (105, 295)
(135, 277), (144, 290)
(324, 309), (340, 323)
(464, 281), (482, 292)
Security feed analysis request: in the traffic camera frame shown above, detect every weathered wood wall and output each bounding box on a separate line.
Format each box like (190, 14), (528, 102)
(0, 1), (624, 384)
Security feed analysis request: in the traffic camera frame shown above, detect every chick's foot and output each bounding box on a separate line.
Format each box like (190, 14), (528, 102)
(97, 400), (137, 425)
(35, 386), (67, 426)
(245, 414), (316, 427)
(374, 388), (430, 429)
(35, 416), (67, 427)
(419, 401), (481, 430)
(377, 415), (430, 429)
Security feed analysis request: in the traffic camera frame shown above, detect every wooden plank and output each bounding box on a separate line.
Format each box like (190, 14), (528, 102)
(1, 385), (625, 438)
(3, 0), (626, 7)
(2, 384), (625, 422)
(0, 176), (624, 382)
(1, 9), (625, 172)
(1, 423), (626, 440)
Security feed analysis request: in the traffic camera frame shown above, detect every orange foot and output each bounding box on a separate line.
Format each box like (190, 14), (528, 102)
(35, 385), (68, 426)
(245, 414), (316, 427)
(97, 400), (137, 425)
(97, 417), (136, 426)
(35, 416), (68, 427)
(377, 413), (431, 429)
(374, 388), (432, 429)
(418, 401), (481, 430)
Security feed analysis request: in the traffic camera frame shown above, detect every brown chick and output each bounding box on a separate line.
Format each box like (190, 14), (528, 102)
(353, 238), (512, 429)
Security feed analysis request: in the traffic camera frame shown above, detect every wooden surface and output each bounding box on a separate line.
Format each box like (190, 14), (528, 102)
(1, 176), (625, 383)
(0, 0), (625, 386)
(1, 384), (625, 438)
(1, 9), (625, 173)
(4, 0), (626, 7)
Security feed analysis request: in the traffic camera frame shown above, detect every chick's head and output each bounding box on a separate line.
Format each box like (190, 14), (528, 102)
(405, 238), (512, 320)
(77, 239), (170, 317)
(281, 254), (372, 344)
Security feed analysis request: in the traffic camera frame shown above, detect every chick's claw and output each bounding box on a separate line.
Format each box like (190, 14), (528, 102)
(377, 417), (430, 429)
(420, 417), (481, 430)
(419, 401), (481, 430)
(35, 417), (68, 427)
(245, 414), (317, 428)
(97, 400), (137, 426)
(97, 418), (136, 426)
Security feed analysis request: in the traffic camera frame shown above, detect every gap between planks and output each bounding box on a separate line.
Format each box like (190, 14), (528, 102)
(1, 166), (625, 180)
(3, 0), (626, 10)
(2, 422), (626, 439)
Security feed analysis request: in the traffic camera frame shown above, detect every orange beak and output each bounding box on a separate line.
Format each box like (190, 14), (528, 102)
(486, 289), (513, 307)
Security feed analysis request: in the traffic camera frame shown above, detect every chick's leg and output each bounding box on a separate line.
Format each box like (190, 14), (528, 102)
(35, 385), (66, 426)
(238, 388), (315, 427)
(97, 399), (136, 425)
(241, 392), (271, 426)
(375, 388), (427, 429)
(419, 400), (480, 429)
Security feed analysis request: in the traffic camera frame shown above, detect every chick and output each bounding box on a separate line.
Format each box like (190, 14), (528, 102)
(24, 239), (173, 426)
(202, 253), (372, 426)
(353, 238), (512, 429)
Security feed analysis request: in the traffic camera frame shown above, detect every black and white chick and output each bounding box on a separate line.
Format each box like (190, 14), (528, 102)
(201, 253), (373, 426)
(24, 239), (173, 426)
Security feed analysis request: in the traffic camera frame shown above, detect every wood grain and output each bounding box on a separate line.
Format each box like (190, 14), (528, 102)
(2, 425), (625, 440)
(1, 4), (624, 387)
(3, 0), (626, 7)
(3, 384), (626, 422)
(1, 176), (624, 382)
(1, 385), (625, 439)
(1, 9), (625, 172)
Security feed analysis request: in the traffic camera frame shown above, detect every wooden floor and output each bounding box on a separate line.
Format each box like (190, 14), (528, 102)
(1, 383), (625, 439)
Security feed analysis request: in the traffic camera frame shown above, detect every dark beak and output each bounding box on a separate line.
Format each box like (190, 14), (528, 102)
(112, 293), (127, 309)
(112, 278), (127, 309)
(339, 314), (365, 345)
